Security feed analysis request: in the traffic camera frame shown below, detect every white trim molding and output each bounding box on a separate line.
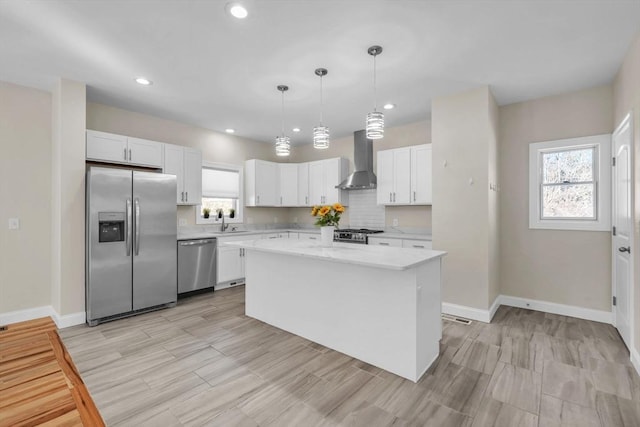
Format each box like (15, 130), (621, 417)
(442, 302), (492, 323)
(499, 295), (612, 324)
(443, 294), (612, 325)
(0, 305), (85, 329)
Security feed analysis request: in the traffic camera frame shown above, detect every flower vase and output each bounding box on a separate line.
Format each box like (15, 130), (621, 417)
(320, 226), (335, 247)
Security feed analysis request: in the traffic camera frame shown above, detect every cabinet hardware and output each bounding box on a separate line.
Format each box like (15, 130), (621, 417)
(619, 246), (631, 253)
(181, 192), (184, 202)
(413, 191), (416, 202)
(393, 192), (396, 202)
(379, 242), (389, 246)
(613, 296), (617, 306)
(280, 196), (282, 205)
(124, 147), (127, 160)
(305, 196), (308, 205)
(389, 193), (392, 203)
(413, 245), (425, 249)
(185, 192), (188, 202)
(613, 226), (617, 236)
(129, 149), (132, 161)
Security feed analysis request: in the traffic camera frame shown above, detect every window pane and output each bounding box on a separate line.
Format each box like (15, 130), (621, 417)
(202, 168), (239, 198)
(542, 184), (594, 218)
(542, 148), (593, 184)
(201, 198), (237, 217)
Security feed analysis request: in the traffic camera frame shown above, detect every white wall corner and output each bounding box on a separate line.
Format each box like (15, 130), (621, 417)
(0, 306), (85, 329)
(631, 347), (640, 378)
(442, 302), (491, 323)
(499, 295), (612, 324)
(489, 295), (502, 321)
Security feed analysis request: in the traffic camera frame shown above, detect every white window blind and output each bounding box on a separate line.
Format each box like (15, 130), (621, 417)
(202, 168), (239, 198)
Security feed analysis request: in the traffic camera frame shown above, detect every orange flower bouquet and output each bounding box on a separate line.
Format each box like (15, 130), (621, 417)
(311, 203), (344, 227)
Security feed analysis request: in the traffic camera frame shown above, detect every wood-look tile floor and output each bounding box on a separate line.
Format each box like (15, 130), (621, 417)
(59, 287), (640, 426)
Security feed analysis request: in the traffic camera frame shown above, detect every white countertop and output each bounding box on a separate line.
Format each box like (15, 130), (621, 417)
(224, 239), (446, 271)
(177, 229), (320, 240)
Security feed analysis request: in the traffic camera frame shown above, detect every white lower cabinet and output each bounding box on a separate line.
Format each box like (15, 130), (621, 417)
(368, 237), (403, 247)
(217, 245), (245, 286)
(401, 239), (432, 250)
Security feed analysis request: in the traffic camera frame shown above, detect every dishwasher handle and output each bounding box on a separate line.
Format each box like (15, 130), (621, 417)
(180, 239), (215, 246)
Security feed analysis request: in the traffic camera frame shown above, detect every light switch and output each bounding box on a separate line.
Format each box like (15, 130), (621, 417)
(8, 218), (20, 230)
(178, 218), (187, 226)
(392, 218), (399, 226)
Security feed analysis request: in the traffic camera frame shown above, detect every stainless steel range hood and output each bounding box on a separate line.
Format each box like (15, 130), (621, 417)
(336, 130), (377, 190)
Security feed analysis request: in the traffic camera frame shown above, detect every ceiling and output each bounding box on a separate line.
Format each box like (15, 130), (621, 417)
(1, 1), (639, 146)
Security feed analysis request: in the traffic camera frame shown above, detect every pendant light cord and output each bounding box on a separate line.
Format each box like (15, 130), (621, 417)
(319, 75), (324, 125)
(373, 54), (377, 112)
(280, 91), (285, 137)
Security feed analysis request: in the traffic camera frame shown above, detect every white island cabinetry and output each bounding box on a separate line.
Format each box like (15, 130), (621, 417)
(230, 239), (446, 382)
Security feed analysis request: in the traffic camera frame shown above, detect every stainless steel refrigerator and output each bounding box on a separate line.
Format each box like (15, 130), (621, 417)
(86, 167), (177, 326)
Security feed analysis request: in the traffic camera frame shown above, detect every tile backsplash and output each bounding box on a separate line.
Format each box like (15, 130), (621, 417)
(346, 189), (385, 229)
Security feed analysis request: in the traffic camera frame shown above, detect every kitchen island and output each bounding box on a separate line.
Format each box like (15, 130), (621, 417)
(225, 239), (446, 382)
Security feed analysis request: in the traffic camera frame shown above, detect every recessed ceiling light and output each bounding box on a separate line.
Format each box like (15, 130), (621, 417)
(135, 77), (152, 86)
(292, 127), (301, 132)
(227, 2), (248, 19)
(383, 103), (396, 110)
(225, 128), (235, 134)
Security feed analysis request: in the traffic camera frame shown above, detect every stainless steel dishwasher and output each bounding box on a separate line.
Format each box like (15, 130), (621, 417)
(178, 238), (217, 294)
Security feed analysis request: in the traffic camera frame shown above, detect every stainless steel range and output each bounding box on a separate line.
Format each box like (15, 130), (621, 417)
(334, 228), (384, 244)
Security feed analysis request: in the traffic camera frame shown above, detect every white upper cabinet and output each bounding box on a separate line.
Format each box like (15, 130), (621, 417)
(278, 163), (298, 206)
(163, 143), (202, 205)
(86, 130), (163, 168)
(377, 147), (410, 205)
(308, 158), (349, 206)
(411, 144), (432, 205)
(245, 159), (278, 206)
(377, 144), (431, 205)
(298, 163), (310, 206)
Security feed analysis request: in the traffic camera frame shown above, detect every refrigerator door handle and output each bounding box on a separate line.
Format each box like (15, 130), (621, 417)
(134, 198), (141, 255)
(126, 199), (132, 256)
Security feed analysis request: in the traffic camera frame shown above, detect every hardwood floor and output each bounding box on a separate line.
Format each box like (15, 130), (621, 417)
(0, 317), (104, 426)
(59, 287), (640, 426)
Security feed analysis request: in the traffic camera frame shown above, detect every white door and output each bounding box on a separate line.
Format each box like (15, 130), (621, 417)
(394, 148), (412, 204)
(322, 158), (341, 205)
(86, 130), (128, 163)
(308, 161), (324, 205)
(255, 160), (277, 206)
(217, 246), (244, 283)
(278, 163), (298, 206)
(612, 112), (633, 350)
(127, 137), (164, 167)
(411, 144), (432, 205)
(298, 163), (310, 206)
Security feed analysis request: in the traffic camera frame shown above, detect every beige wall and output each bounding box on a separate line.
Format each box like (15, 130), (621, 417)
(0, 82), (52, 313)
(613, 33), (640, 354)
(51, 79), (86, 316)
(499, 84), (613, 311)
(432, 87), (497, 310)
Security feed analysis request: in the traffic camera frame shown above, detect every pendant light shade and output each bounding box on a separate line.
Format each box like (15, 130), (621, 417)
(313, 68), (330, 150)
(365, 45), (384, 140)
(275, 85), (290, 157)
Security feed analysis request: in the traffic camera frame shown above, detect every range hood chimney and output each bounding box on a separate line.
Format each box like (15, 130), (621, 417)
(336, 130), (377, 190)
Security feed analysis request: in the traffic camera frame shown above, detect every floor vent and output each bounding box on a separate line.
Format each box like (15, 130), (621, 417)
(442, 314), (472, 325)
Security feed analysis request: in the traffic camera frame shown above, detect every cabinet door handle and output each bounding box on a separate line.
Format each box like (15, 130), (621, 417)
(413, 245), (425, 249)
(185, 191), (188, 202)
(393, 192), (396, 202)
(280, 196), (282, 205)
(389, 193), (392, 202)
(379, 242), (389, 246)
(305, 196), (308, 205)
(413, 191), (416, 202)
(257, 195), (260, 204)
(181, 191), (184, 202)
(129, 149), (132, 161)
(124, 147), (127, 160)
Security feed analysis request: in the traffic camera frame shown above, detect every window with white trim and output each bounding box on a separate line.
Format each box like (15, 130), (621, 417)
(529, 134), (611, 231)
(196, 162), (243, 225)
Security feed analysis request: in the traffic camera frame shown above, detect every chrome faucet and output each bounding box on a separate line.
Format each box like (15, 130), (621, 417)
(220, 212), (229, 232)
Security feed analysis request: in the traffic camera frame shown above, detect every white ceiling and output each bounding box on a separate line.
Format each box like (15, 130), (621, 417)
(1, 1), (638, 146)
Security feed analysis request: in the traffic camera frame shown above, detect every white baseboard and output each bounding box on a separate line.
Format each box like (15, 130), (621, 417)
(499, 295), (612, 324)
(53, 311), (86, 328)
(442, 302), (492, 323)
(631, 347), (640, 377)
(443, 294), (613, 325)
(0, 305), (85, 329)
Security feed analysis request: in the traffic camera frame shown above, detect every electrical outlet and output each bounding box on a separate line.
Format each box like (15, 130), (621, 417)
(8, 218), (20, 230)
(178, 218), (187, 226)
(392, 218), (399, 227)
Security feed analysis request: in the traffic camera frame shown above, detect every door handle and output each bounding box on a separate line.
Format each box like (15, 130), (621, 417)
(619, 246), (631, 253)
(181, 191), (184, 202)
(125, 199), (132, 256)
(389, 192), (392, 202)
(393, 192), (396, 202)
(186, 192), (188, 202)
(134, 198), (140, 255)
(379, 242), (390, 246)
(413, 191), (416, 202)
(124, 147), (127, 160)
(128, 149), (132, 161)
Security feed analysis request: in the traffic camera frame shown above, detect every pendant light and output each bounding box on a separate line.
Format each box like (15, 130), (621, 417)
(365, 45), (384, 139)
(313, 68), (330, 149)
(275, 85), (290, 157)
